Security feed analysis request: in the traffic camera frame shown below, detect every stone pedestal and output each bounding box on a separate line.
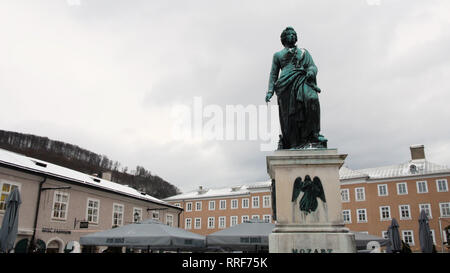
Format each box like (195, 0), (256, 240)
(267, 149), (356, 253)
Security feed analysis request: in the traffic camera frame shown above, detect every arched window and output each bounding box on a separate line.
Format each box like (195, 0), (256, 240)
(46, 238), (63, 253)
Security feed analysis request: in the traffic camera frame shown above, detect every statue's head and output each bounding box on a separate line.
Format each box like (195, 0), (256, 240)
(280, 27), (298, 47)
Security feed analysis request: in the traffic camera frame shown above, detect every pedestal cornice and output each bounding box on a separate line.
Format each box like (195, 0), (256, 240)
(266, 149), (347, 179)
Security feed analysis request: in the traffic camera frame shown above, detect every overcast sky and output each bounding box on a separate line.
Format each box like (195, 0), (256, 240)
(1, 0), (449, 193)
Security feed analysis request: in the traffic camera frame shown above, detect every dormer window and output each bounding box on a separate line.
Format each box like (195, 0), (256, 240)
(231, 186), (241, 192)
(409, 164), (417, 174)
(91, 177), (101, 183)
(197, 186), (207, 194)
(32, 160), (47, 168)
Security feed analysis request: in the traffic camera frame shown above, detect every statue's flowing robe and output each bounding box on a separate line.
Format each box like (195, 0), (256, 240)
(268, 47), (321, 148)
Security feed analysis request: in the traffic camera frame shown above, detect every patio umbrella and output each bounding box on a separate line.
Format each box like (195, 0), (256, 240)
(418, 210), (433, 253)
(206, 220), (275, 252)
(386, 218), (402, 253)
(80, 219), (205, 250)
(0, 188), (22, 253)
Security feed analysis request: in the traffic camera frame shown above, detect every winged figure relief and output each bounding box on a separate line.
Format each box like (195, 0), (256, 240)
(292, 175), (326, 215)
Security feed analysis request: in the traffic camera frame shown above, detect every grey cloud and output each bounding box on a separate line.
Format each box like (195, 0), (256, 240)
(1, 0), (449, 193)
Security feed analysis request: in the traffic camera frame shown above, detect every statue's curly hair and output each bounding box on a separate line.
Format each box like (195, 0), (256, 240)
(280, 26), (298, 47)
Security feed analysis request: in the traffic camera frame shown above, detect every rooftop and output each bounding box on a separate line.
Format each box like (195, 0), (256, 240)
(340, 159), (450, 182)
(164, 180), (271, 201)
(0, 148), (176, 208)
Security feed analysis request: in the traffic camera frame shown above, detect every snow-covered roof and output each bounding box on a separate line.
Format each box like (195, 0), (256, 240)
(339, 166), (369, 180)
(340, 159), (450, 182)
(0, 148), (177, 209)
(164, 180), (271, 201)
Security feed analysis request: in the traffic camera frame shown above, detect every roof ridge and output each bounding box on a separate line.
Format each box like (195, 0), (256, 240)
(0, 148), (172, 207)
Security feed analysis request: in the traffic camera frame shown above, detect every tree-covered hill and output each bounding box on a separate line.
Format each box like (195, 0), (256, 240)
(0, 130), (181, 199)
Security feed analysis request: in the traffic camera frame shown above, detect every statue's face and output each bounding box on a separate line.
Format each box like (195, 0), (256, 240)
(284, 29), (297, 47)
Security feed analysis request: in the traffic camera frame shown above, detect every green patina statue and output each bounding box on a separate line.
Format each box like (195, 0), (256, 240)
(292, 175), (326, 215)
(266, 27), (327, 149)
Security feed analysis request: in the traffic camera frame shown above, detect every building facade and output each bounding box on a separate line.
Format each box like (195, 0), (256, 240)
(0, 148), (181, 253)
(340, 145), (450, 252)
(166, 145), (450, 252)
(164, 181), (273, 235)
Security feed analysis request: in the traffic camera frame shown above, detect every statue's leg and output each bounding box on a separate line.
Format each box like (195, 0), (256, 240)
(304, 87), (321, 143)
(277, 91), (292, 148)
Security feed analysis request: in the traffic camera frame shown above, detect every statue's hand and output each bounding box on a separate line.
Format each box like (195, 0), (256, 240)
(265, 92), (273, 102)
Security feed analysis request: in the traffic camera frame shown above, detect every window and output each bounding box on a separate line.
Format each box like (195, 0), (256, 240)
(186, 202), (192, 212)
(209, 201), (215, 211)
(355, 187), (365, 201)
(416, 181), (428, 194)
(52, 191), (69, 220)
(357, 209), (367, 223)
(195, 201), (202, 211)
(252, 196), (259, 208)
(174, 203), (181, 208)
(430, 230), (436, 244)
(112, 203), (124, 227)
(377, 184), (388, 196)
(185, 218), (192, 229)
(241, 215), (249, 223)
(439, 202), (450, 217)
(0, 181), (20, 211)
(381, 231), (388, 239)
(397, 182), (408, 195)
(152, 211), (159, 220)
(207, 217), (215, 229)
(133, 207), (143, 223)
(342, 210), (351, 223)
(218, 216), (226, 229)
(419, 204), (432, 219)
(263, 215), (271, 222)
(166, 214), (174, 227)
(86, 198), (100, 224)
(341, 189), (350, 202)
(252, 215), (260, 220)
(219, 200), (226, 210)
(263, 195), (271, 208)
(242, 198), (249, 208)
(231, 199), (238, 209)
(380, 206), (391, 221)
(399, 205), (411, 220)
(436, 179), (448, 192)
(402, 230), (415, 246)
(230, 216), (238, 226)
(194, 218), (201, 229)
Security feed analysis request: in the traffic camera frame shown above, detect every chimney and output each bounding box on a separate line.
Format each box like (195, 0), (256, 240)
(410, 144), (425, 160)
(101, 171), (112, 181)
